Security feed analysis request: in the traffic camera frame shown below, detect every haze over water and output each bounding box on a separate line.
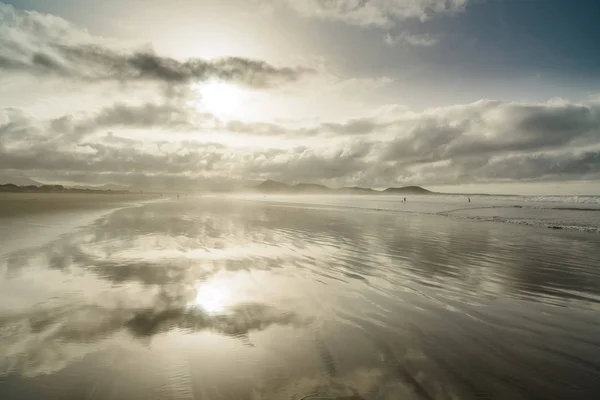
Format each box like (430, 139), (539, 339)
(2, 195), (600, 399)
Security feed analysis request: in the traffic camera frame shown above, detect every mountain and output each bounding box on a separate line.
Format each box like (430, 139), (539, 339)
(252, 180), (432, 195)
(0, 175), (42, 186)
(383, 186), (432, 194)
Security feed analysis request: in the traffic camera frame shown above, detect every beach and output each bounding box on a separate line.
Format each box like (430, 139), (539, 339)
(0, 192), (160, 218)
(1, 194), (600, 399)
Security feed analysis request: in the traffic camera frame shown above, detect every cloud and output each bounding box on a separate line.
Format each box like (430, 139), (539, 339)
(1, 100), (218, 146)
(379, 100), (599, 163)
(92, 103), (202, 129)
(384, 32), (440, 47)
(333, 76), (394, 91)
(0, 107), (225, 181)
(237, 141), (373, 183)
(0, 3), (311, 88)
(1, 97), (600, 188)
(274, 0), (469, 27)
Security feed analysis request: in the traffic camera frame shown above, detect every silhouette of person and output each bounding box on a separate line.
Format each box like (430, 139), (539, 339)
(468, 197), (471, 203)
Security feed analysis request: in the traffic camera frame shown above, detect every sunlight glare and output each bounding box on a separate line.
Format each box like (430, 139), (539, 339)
(194, 281), (230, 314)
(195, 81), (244, 119)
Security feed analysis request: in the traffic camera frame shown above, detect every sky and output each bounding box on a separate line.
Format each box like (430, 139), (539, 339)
(1, 0), (599, 194)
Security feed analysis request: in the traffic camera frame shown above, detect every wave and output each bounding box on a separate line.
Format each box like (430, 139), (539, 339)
(422, 192), (600, 204)
(452, 214), (600, 234)
(515, 195), (600, 205)
(453, 195), (600, 205)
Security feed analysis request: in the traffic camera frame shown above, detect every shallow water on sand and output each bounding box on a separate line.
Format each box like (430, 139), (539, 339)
(1, 197), (600, 399)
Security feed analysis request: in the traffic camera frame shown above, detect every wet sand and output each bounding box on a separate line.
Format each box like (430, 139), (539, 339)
(0, 193), (160, 257)
(1, 197), (600, 399)
(0, 193), (159, 218)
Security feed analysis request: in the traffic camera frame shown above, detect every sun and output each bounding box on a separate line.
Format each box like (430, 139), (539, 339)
(195, 80), (244, 119)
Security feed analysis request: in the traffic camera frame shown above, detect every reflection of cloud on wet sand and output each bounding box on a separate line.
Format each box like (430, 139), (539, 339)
(0, 201), (315, 377)
(257, 366), (443, 400)
(4, 198), (600, 397)
(0, 298), (307, 377)
(2, 203), (298, 288)
(269, 368), (386, 400)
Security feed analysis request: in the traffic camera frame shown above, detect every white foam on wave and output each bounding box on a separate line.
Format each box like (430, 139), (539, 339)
(433, 194), (600, 205)
(453, 214), (600, 234)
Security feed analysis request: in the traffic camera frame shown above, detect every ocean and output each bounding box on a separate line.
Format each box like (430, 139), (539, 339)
(1, 194), (600, 399)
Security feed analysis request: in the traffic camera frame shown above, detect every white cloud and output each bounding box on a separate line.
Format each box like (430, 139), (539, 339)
(276, 0), (469, 27)
(334, 76), (394, 91)
(384, 32), (439, 47)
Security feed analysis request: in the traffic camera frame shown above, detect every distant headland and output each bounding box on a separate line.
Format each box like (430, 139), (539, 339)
(0, 183), (132, 195)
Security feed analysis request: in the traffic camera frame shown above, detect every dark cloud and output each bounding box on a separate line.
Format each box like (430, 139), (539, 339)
(0, 4), (311, 88)
(91, 103), (205, 130)
(50, 45), (310, 87)
(1, 102), (213, 146)
(223, 120), (290, 136)
(1, 98), (600, 188)
(0, 140), (224, 175)
(0, 107), (225, 182)
(481, 151), (600, 181)
(9, 46), (310, 88)
(375, 100), (600, 175)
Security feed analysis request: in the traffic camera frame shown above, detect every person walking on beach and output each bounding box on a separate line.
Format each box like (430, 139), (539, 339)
(468, 197), (471, 203)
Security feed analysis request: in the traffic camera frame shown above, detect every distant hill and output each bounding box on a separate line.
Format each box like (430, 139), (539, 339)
(251, 180), (433, 195)
(0, 183), (132, 194)
(383, 186), (432, 194)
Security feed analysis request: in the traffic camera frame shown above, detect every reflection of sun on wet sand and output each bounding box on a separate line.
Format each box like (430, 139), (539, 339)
(194, 281), (231, 314)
